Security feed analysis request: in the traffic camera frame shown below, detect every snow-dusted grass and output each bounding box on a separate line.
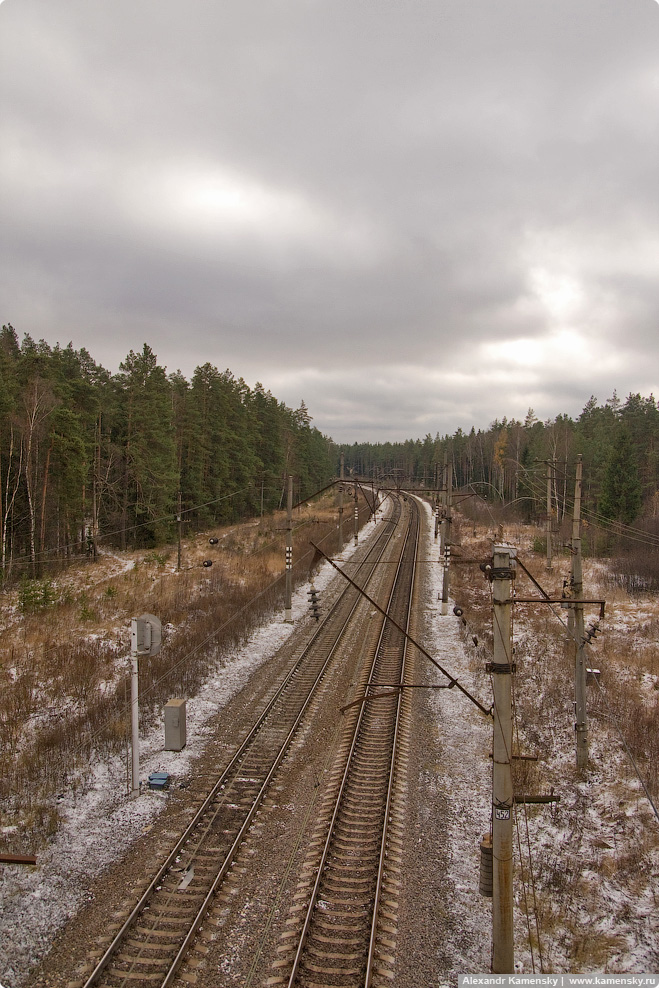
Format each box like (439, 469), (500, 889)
(0, 505), (382, 987)
(434, 505), (659, 974)
(2, 497), (658, 983)
(419, 500), (493, 973)
(0, 500), (351, 851)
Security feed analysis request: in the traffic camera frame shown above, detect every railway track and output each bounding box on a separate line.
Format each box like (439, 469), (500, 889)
(269, 496), (420, 987)
(75, 494), (418, 988)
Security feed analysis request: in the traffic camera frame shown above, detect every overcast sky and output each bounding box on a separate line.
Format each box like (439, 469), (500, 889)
(1, 1), (658, 442)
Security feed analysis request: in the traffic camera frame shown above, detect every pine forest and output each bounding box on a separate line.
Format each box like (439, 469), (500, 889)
(0, 325), (335, 579)
(2, 322), (658, 585)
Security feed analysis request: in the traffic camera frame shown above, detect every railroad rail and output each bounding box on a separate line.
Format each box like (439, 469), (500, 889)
(78, 496), (408, 988)
(271, 496), (420, 987)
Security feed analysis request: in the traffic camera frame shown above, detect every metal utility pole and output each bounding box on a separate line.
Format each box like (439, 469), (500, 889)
(571, 455), (588, 770)
(338, 453), (344, 551)
(441, 456), (452, 615)
(546, 460), (554, 571)
(353, 483), (359, 545)
(490, 544), (515, 973)
(285, 475), (293, 623)
(129, 613), (161, 797)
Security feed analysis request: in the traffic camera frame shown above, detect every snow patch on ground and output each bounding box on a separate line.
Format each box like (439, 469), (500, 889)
(418, 501), (659, 976)
(0, 516), (381, 987)
(419, 500), (493, 973)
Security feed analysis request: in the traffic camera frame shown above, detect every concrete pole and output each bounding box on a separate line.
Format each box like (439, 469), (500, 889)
(546, 460), (553, 571)
(441, 457), (452, 615)
(439, 453), (447, 554)
(284, 475), (293, 623)
(354, 483), (359, 545)
(572, 455), (587, 770)
(338, 453), (344, 552)
(491, 544), (515, 973)
(130, 644), (140, 797)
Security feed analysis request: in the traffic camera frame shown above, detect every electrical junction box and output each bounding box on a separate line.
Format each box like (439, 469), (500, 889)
(148, 772), (170, 791)
(164, 698), (187, 751)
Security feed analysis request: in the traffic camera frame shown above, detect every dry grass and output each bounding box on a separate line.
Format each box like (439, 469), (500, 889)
(450, 509), (659, 971)
(0, 492), (365, 851)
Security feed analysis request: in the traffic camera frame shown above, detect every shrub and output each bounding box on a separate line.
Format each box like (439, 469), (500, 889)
(18, 577), (57, 613)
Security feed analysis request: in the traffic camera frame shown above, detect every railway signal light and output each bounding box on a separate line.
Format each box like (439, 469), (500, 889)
(307, 585), (321, 621)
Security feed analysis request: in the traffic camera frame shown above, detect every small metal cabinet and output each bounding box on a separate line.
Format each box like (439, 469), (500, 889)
(164, 698), (187, 751)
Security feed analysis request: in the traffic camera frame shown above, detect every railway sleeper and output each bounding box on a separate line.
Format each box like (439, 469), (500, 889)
(340, 793), (386, 808)
(341, 794), (387, 810)
(314, 917), (369, 934)
(306, 946), (364, 963)
(333, 813), (381, 829)
(328, 862), (376, 877)
(322, 875), (375, 894)
(143, 903), (197, 917)
(302, 960), (363, 976)
(123, 933), (174, 948)
(159, 884), (207, 900)
(378, 935), (397, 950)
(375, 953), (397, 968)
(331, 835), (380, 851)
(314, 900), (370, 916)
(135, 926), (183, 939)
(309, 932), (362, 946)
(113, 953), (164, 970)
(378, 907), (398, 923)
(105, 972), (163, 981)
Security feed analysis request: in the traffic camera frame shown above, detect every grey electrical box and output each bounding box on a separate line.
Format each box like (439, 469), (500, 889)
(164, 698), (186, 751)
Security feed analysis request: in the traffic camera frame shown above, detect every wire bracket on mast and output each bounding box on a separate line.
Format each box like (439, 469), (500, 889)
(310, 541), (492, 718)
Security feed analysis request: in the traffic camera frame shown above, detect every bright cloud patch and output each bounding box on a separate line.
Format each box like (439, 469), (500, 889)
(529, 266), (584, 323)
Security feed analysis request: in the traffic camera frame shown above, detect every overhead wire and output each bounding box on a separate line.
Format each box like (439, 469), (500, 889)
(5, 485), (258, 568)
(66, 521), (341, 763)
(590, 672), (659, 826)
(514, 471), (659, 549)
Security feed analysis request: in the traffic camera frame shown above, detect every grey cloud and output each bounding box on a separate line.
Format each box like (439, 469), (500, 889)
(1, 0), (658, 441)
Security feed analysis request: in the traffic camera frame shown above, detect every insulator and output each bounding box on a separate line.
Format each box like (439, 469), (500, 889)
(453, 605), (463, 617)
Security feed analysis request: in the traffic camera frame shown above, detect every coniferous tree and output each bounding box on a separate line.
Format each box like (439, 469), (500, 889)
(117, 345), (178, 547)
(599, 428), (643, 525)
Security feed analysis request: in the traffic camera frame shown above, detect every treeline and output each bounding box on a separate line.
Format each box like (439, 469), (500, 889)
(342, 394), (659, 529)
(0, 325), (335, 578)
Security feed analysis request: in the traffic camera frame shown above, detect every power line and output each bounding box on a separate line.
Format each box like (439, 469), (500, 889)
(5, 485), (257, 568)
